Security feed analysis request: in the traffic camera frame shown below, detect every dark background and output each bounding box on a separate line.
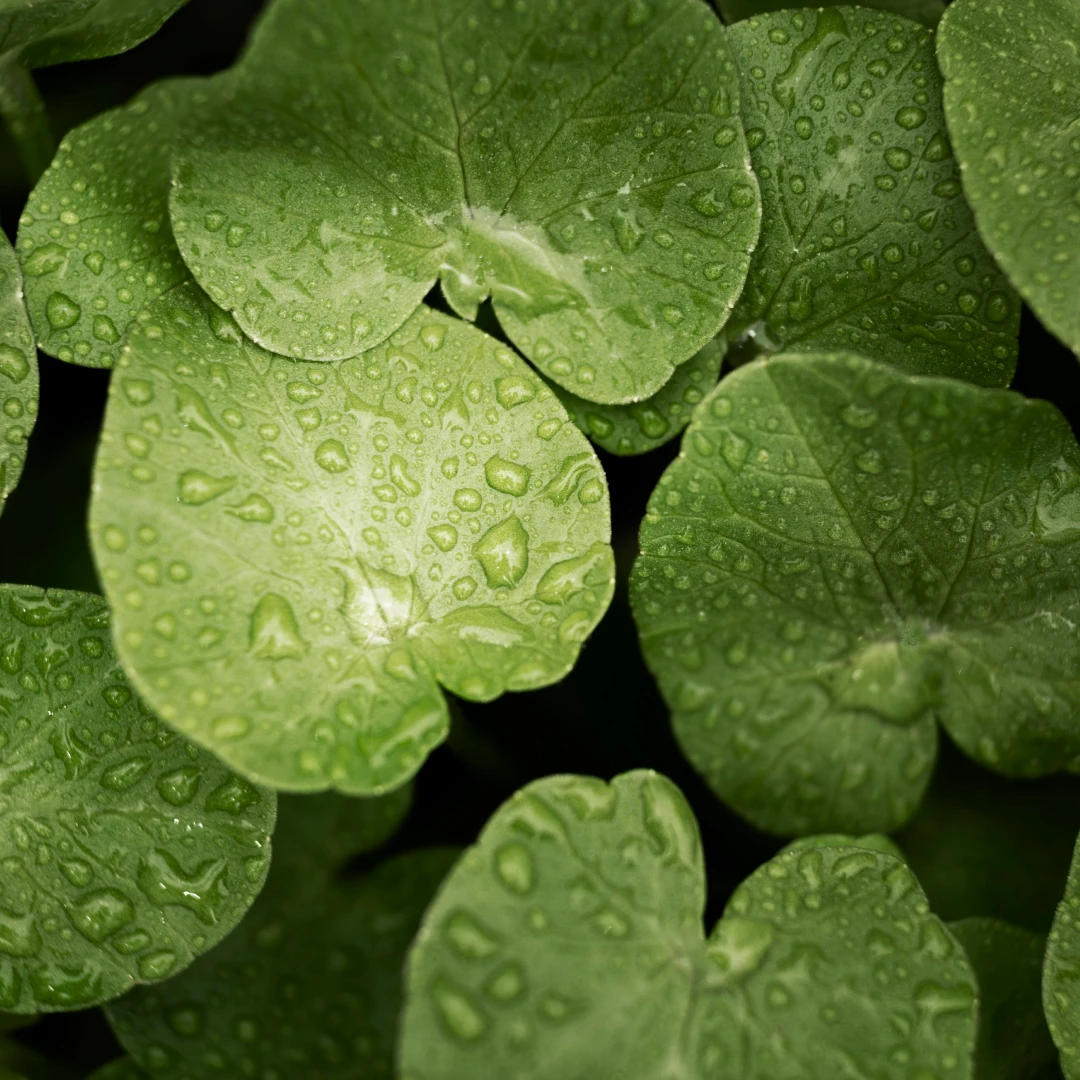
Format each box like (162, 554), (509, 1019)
(2, 0), (1079, 1072)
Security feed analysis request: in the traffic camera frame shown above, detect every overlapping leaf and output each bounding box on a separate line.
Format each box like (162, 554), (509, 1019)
(17, 79), (199, 369)
(714, 0), (943, 28)
(723, 7), (1019, 385)
(90, 285), (614, 793)
(107, 792), (449, 1080)
(938, 0), (1080, 357)
(0, 585), (275, 1012)
(399, 769), (976, 1079)
(0, 233), (37, 512)
(168, 0), (760, 404)
(632, 352), (1080, 835)
(1046, 831), (1080, 1080)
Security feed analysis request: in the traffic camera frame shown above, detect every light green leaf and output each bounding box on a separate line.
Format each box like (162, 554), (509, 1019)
(1, 0), (188, 68)
(715, 0), (944, 29)
(0, 585), (275, 1012)
(107, 792), (454, 1080)
(17, 79), (199, 369)
(168, 0), (760, 405)
(938, 0), (1080, 358)
(948, 918), (1056, 1080)
(90, 285), (614, 794)
(723, 6), (1019, 385)
(632, 352), (1080, 835)
(0, 232), (38, 514)
(1046, 831), (1080, 1079)
(549, 334), (726, 456)
(399, 769), (976, 1079)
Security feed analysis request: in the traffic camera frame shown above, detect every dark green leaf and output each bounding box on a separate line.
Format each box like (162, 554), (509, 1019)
(0, 585), (275, 1012)
(399, 769), (977, 1078)
(632, 352), (1080, 835)
(168, 0), (760, 404)
(715, 0), (944, 29)
(90, 285), (614, 794)
(0, 233), (38, 514)
(938, 0), (1080, 358)
(17, 79), (199, 369)
(780, 831), (906, 860)
(1046, 831), (1080, 1079)
(85, 1062), (148, 1080)
(724, 6), (1018, 385)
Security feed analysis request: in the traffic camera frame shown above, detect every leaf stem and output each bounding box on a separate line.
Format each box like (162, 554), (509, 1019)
(0, 54), (55, 186)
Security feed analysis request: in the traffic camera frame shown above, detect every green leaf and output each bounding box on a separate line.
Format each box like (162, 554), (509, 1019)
(107, 792), (455, 1080)
(0, 584), (275, 1012)
(949, 918), (1056, 1080)
(399, 769), (976, 1078)
(90, 284), (615, 794)
(168, 0), (760, 405)
(780, 831), (906, 861)
(85, 1062), (148, 1080)
(723, 6), (1019, 385)
(549, 334), (726, 456)
(0, 1038), (74, 1080)
(0, 233), (38, 514)
(1046, 831), (1080, 1079)
(17, 79), (199, 369)
(938, 0), (1080, 358)
(632, 352), (1080, 835)
(715, 0), (944, 29)
(1, 0), (188, 68)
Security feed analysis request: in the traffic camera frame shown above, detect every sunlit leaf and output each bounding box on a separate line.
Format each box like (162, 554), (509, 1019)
(0, 233), (38, 515)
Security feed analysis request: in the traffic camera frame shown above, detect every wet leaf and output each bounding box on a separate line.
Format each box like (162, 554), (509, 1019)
(632, 352), (1080, 835)
(168, 0), (760, 405)
(90, 284), (614, 794)
(1046, 832), (1080, 1080)
(938, 0), (1080, 358)
(724, 6), (1019, 385)
(780, 831), (906, 861)
(949, 918), (1056, 1080)
(0, 233), (37, 515)
(107, 793), (454, 1080)
(17, 79), (199, 369)
(549, 334), (726, 456)
(0, 585), (275, 1013)
(399, 769), (976, 1078)
(715, 0), (943, 28)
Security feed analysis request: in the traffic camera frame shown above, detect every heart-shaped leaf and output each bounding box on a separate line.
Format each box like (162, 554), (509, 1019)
(399, 769), (976, 1079)
(0, 585), (275, 1013)
(90, 285), (615, 794)
(948, 918), (1056, 1080)
(17, 79), (198, 369)
(107, 792), (454, 1080)
(723, 6), (1018, 385)
(0, 233), (37, 513)
(714, 0), (943, 28)
(549, 334), (726, 456)
(167, 0), (761, 404)
(1046, 831), (1080, 1080)
(938, 0), (1080, 357)
(632, 352), (1080, 835)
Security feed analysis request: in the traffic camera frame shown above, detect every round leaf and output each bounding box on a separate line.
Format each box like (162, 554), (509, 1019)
(90, 285), (615, 794)
(938, 0), (1080, 357)
(17, 79), (198, 370)
(724, 6), (1019, 385)
(949, 918), (1056, 1080)
(1046, 831), (1080, 1079)
(0, 234), (37, 515)
(399, 769), (976, 1079)
(107, 793), (454, 1080)
(549, 334), (725, 456)
(0, 585), (275, 1012)
(168, 0), (760, 404)
(632, 352), (1080, 835)
(715, 0), (943, 28)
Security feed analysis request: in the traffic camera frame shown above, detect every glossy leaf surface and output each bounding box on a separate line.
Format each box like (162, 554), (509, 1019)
(1046, 831), (1080, 1079)
(715, 0), (943, 28)
(168, 0), (760, 404)
(938, 0), (1080, 357)
(632, 353), (1080, 835)
(399, 769), (976, 1079)
(0, 585), (274, 1013)
(0, 233), (37, 514)
(550, 335), (725, 456)
(108, 792), (447, 1080)
(91, 285), (614, 793)
(17, 79), (198, 369)
(724, 7), (1019, 385)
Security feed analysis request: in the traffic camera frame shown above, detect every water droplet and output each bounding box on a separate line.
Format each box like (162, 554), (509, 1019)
(101, 756), (152, 792)
(446, 911), (500, 959)
(156, 767), (201, 807)
(45, 293), (81, 329)
(433, 978), (487, 1041)
(484, 456), (531, 497)
(855, 449), (884, 474)
(495, 842), (534, 894)
(228, 494), (274, 523)
(167, 1004), (204, 1037)
(249, 593), (308, 660)
(474, 517), (529, 588)
(0, 346), (29, 384)
(69, 888), (134, 944)
(895, 107), (926, 130)
(428, 524), (458, 552)
(178, 470), (236, 505)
